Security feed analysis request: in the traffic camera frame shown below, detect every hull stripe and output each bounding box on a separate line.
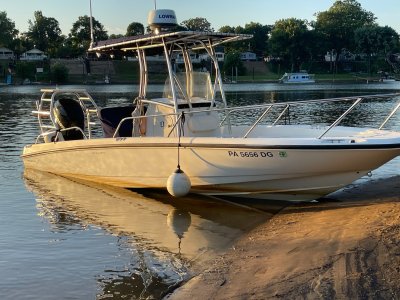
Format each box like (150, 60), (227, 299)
(22, 141), (400, 158)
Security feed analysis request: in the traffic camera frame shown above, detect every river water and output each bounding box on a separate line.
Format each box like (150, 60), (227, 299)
(0, 82), (399, 299)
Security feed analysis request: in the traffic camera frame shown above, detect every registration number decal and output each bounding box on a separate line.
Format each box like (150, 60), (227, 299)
(228, 150), (274, 158)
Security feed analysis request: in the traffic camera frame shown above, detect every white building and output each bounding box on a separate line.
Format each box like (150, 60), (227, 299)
(324, 50), (355, 62)
(0, 47), (14, 60)
(240, 52), (257, 61)
(128, 51), (225, 63)
(199, 52), (224, 62)
(175, 51), (225, 63)
(20, 49), (47, 61)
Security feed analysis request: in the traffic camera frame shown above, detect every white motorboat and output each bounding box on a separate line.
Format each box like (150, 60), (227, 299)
(279, 72), (315, 83)
(22, 9), (400, 201)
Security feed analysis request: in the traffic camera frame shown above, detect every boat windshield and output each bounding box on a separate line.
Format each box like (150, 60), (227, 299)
(163, 71), (213, 101)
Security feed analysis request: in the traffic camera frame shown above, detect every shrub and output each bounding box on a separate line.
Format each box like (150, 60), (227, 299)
(50, 63), (69, 83)
(16, 62), (36, 81)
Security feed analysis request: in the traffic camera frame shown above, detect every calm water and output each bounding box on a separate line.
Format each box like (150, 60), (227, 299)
(0, 82), (400, 299)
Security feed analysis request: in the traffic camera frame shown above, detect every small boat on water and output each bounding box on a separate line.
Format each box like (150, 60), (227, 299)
(22, 9), (400, 201)
(279, 72), (315, 83)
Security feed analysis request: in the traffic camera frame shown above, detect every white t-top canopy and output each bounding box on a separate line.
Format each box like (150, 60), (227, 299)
(89, 31), (252, 54)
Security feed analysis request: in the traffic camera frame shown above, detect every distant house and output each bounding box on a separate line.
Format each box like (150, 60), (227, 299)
(174, 51), (225, 64)
(175, 52), (201, 64)
(20, 49), (47, 61)
(325, 49), (355, 62)
(240, 51), (256, 61)
(0, 47), (14, 60)
(264, 55), (281, 62)
(215, 52), (225, 62)
(198, 51), (224, 62)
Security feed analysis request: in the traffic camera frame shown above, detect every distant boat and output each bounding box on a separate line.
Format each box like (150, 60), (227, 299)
(378, 72), (397, 82)
(279, 72), (315, 84)
(380, 77), (396, 82)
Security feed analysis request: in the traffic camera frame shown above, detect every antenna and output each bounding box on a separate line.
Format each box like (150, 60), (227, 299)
(154, 0), (157, 9)
(89, 0), (94, 46)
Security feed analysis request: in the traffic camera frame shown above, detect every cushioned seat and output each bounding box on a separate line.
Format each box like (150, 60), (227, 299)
(99, 106), (136, 137)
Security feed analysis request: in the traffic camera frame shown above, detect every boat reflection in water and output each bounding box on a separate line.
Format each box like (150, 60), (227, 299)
(24, 169), (270, 298)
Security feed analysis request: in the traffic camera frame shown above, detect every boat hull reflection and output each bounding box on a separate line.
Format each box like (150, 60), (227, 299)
(24, 169), (271, 297)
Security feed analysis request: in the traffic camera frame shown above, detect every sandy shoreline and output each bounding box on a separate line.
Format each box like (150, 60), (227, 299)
(167, 176), (400, 299)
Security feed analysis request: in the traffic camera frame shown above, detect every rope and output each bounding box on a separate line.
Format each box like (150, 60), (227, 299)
(177, 111), (185, 170)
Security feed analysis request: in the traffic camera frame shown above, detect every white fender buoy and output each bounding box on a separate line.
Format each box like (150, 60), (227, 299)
(167, 168), (191, 197)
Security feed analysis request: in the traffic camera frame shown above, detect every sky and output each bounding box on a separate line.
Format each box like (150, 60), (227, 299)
(1, 0), (399, 36)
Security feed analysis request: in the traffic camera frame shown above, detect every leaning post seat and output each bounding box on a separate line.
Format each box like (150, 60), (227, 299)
(99, 106), (136, 137)
(53, 98), (85, 140)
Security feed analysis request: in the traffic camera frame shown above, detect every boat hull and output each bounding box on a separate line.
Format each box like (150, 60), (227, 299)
(22, 136), (400, 201)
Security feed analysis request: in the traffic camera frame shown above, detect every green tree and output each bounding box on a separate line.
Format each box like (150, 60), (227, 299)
(355, 25), (381, 54)
(314, 0), (376, 58)
(218, 24), (272, 56)
(377, 26), (400, 54)
(218, 25), (236, 33)
(25, 11), (63, 57)
(218, 25), (246, 53)
(268, 18), (312, 71)
(0, 11), (19, 49)
(223, 51), (245, 76)
(56, 37), (79, 58)
(18, 35), (35, 55)
(242, 22), (272, 56)
(180, 17), (213, 32)
(354, 25), (379, 74)
(355, 25), (400, 74)
(109, 34), (124, 39)
(70, 15), (108, 55)
(126, 22), (144, 36)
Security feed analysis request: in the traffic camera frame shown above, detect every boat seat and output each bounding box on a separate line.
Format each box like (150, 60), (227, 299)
(187, 112), (219, 134)
(99, 105), (135, 137)
(53, 98), (85, 140)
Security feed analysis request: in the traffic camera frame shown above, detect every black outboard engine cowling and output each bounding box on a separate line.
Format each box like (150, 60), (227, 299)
(53, 98), (85, 140)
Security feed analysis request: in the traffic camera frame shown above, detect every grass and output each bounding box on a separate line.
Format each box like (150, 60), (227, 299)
(4, 59), (392, 84)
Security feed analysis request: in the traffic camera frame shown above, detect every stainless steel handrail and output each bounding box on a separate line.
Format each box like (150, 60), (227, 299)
(379, 101), (400, 129)
(244, 106), (273, 138)
(112, 111), (185, 138)
(57, 127), (88, 140)
(219, 107), (242, 126)
(35, 127), (88, 144)
(167, 113), (184, 137)
(109, 93), (400, 139)
(272, 104), (290, 126)
(317, 98), (363, 139)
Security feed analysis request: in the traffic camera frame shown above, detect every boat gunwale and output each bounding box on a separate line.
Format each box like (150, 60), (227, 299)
(22, 138), (400, 159)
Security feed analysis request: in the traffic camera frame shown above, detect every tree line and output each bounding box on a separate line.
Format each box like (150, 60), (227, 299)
(1, 0), (399, 74)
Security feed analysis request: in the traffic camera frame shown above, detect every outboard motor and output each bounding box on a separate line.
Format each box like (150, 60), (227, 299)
(53, 98), (85, 140)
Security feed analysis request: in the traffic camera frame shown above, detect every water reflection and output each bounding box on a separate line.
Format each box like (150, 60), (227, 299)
(23, 169), (268, 298)
(167, 209), (192, 255)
